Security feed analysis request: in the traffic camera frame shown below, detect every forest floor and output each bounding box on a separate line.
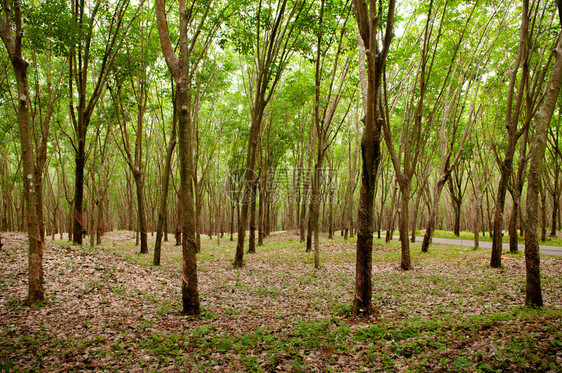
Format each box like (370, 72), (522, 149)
(1, 231), (562, 372)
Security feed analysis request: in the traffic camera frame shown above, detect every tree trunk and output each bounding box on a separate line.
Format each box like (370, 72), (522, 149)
(208, 189), (213, 240)
(410, 187), (422, 243)
(176, 86), (200, 315)
(473, 193), (481, 249)
(154, 117), (176, 265)
(73, 141), (85, 244)
(155, 0), (202, 314)
(491, 0), (530, 268)
(258, 184), (264, 246)
(234, 164), (258, 267)
(195, 181), (203, 252)
(96, 195), (103, 245)
(453, 201), (461, 237)
(306, 205), (313, 252)
(0, 1), (45, 303)
(552, 183), (559, 236)
(134, 174), (148, 254)
(386, 185), (398, 242)
(248, 194), (256, 253)
(491, 153), (515, 267)
(541, 180), (548, 242)
(299, 175), (308, 242)
(351, 0), (395, 315)
(328, 188), (334, 239)
(524, 25), (562, 307)
(230, 202), (235, 241)
(398, 180), (412, 270)
(266, 197), (271, 235)
(508, 195), (520, 253)
(310, 152), (324, 269)
(422, 178), (446, 252)
(352, 127), (380, 314)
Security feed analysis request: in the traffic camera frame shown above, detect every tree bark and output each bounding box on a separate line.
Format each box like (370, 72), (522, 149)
(310, 153), (324, 269)
(68, 0), (135, 245)
(422, 177), (447, 252)
(248, 193), (257, 254)
(491, 0), (530, 268)
(73, 142), (85, 244)
(351, 0), (396, 315)
(524, 23), (562, 307)
(541, 179), (548, 242)
(155, 0), (201, 315)
(0, 0), (44, 304)
(399, 180), (412, 270)
(154, 101), (177, 265)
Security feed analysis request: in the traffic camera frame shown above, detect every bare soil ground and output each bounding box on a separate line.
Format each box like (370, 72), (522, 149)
(1, 231), (561, 372)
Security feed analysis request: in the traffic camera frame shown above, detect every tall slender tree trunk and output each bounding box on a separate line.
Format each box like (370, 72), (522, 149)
(195, 184), (203, 252)
(508, 195), (520, 252)
(398, 180), (412, 270)
(491, 0), (530, 268)
(386, 184), (398, 242)
(96, 194), (103, 245)
(509, 125), (529, 253)
(0, 0), (44, 303)
(551, 167), (559, 236)
(310, 152), (324, 269)
(234, 137), (259, 266)
(258, 182), (264, 246)
(134, 174), (148, 254)
(154, 112), (176, 265)
(453, 199), (461, 237)
(248, 195), (257, 253)
(351, 0), (395, 315)
(491, 150), (515, 267)
(541, 180), (548, 242)
(302, 137), (315, 246)
(524, 22), (562, 307)
(230, 202), (235, 241)
(176, 85), (200, 315)
(155, 0), (202, 314)
(73, 140), (86, 244)
(410, 187), (422, 243)
(422, 178), (447, 252)
(328, 188), (334, 239)
(473, 194), (481, 249)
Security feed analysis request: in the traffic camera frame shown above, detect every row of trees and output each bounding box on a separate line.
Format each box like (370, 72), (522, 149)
(1, 0), (561, 313)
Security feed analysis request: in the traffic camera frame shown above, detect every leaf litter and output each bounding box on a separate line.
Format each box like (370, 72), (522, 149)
(0, 231), (561, 371)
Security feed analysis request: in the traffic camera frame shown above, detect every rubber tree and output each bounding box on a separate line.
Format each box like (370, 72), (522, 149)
(154, 83), (177, 266)
(490, 0), (531, 268)
(382, 0), (445, 270)
(524, 3), (562, 307)
(111, 71), (151, 254)
(155, 0), (206, 315)
(111, 6), (160, 254)
(420, 0), (496, 251)
(507, 3), (558, 253)
(546, 122), (561, 237)
(233, 0), (309, 267)
(491, 0), (556, 267)
(351, 0), (396, 315)
(68, 0), (142, 244)
(308, 0), (352, 269)
(0, 0), (45, 304)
